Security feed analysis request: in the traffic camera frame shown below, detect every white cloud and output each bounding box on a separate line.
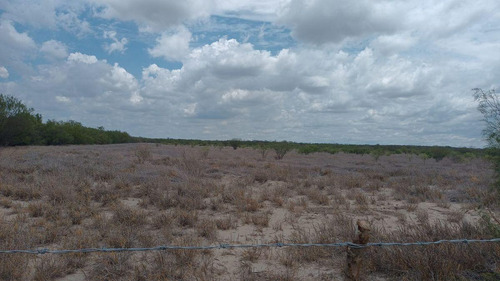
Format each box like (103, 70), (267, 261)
(68, 52), (98, 64)
(55, 95), (70, 103)
(404, 0), (497, 39)
(92, 0), (214, 32)
(135, 36), (485, 145)
(0, 0), (58, 28)
(56, 8), (92, 36)
(0, 66), (9, 78)
(0, 33), (487, 146)
(0, 53), (142, 130)
(214, 0), (281, 21)
(40, 40), (68, 60)
(370, 33), (416, 55)
(0, 1), (91, 35)
(103, 31), (128, 54)
(0, 20), (36, 76)
(148, 27), (191, 61)
(0, 20), (36, 51)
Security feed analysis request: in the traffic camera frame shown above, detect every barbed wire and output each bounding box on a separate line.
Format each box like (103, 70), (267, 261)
(1, 238), (499, 255)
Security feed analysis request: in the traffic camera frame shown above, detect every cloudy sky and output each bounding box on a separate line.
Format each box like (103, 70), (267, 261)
(0, 0), (499, 147)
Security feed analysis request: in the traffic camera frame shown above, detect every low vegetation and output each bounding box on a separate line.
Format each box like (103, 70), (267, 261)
(0, 144), (498, 280)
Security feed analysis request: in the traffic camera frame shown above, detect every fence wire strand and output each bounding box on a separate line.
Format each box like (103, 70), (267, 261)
(1, 238), (499, 255)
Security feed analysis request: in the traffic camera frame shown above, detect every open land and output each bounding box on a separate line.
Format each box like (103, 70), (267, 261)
(0, 143), (499, 280)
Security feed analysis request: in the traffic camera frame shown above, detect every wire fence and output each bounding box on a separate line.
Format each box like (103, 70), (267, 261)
(1, 238), (499, 255)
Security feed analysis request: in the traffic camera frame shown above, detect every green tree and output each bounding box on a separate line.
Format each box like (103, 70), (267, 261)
(42, 120), (74, 145)
(474, 88), (500, 192)
(272, 141), (292, 160)
(0, 94), (42, 146)
(474, 88), (500, 148)
(228, 138), (241, 150)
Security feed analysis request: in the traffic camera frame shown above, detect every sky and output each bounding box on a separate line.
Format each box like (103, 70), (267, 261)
(0, 0), (499, 147)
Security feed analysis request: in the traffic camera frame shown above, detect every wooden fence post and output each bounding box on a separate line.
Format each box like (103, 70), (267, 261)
(346, 220), (370, 281)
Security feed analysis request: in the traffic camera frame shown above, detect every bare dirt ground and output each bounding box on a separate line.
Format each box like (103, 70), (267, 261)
(0, 143), (498, 280)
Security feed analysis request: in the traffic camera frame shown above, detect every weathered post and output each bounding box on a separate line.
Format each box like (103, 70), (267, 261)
(346, 220), (370, 280)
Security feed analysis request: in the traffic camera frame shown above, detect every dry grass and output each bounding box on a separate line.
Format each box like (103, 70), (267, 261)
(0, 144), (498, 280)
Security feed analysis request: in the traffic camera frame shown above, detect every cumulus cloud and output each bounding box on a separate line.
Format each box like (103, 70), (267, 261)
(148, 27), (191, 61)
(0, 0), (58, 28)
(0, 20), (36, 52)
(276, 0), (499, 47)
(56, 8), (92, 36)
(92, 0), (214, 32)
(103, 31), (128, 54)
(0, 34), (486, 145)
(40, 40), (68, 60)
(370, 33), (416, 55)
(404, 0), (497, 39)
(136, 36), (485, 145)
(0, 20), (37, 75)
(278, 0), (400, 44)
(0, 53), (142, 129)
(68, 52), (98, 64)
(214, 0), (281, 21)
(0, 66), (9, 78)
(0, 1), (91, 35)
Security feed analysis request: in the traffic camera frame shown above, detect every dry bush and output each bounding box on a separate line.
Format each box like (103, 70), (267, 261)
(33, 256), (68, 281)
(134, 244), (215, 280)
(151, 212), (174, 229)
(260, 186), (286, 206)
(447, 209), (465, 223)
(174, 180), (209, 210)
(195, 219), (218, 240)
(88, 253), (132, 280)
(111, 204), (148, 227)
(30, 219), (60, 245)
(135, 144), (152, 164)
(174, 208), (198, 228)
(242, 197), (262, 212)
(286, 215), (356, 264)
(245, 211), (271, 228)
(0, 197), (12, 208)
(215, 216), (237, 230)
(337, 173), (365, 189)
(304, 187), (330, 205)
(180, 150), (205, 178)
(1, 184), (41, 200)
(104, 226), (139, 249)
(393, 184), (444, 203)
(415, 208), (429, 224)
(0, 215), (32, 280)
(241, 247), (263, 263)
(66, 203), (92, 225)
(369, 221), (500, 280)
(27, 201), (48, 217)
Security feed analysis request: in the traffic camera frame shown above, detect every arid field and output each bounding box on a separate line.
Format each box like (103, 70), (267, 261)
(0, 143), (499, 280)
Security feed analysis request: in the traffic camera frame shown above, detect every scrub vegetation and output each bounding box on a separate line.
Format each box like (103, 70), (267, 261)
(0, 144), (498, 280)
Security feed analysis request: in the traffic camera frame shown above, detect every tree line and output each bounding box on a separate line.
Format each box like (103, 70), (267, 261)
(0, 94), (132, 146)
(0, 93), (488, 163)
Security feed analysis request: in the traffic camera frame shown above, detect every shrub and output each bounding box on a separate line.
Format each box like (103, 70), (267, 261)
(272, 141), (292, 160)
(135, 144), (152, 164)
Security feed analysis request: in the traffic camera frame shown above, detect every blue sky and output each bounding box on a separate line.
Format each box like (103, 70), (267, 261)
(0, 0), (499, 147)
